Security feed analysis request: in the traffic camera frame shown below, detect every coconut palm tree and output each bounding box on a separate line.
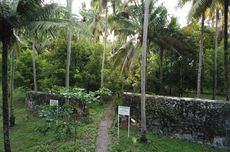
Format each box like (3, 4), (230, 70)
(140, 0), (150, 143)
(9, 48), (15, 127)
(0, 1), (65, 151)
(90, 0), (118, 88)
(179, 0), (212, 97)
(180, 0), (228, 99)
(65, 0), (73, 89)
(213, 8), (219, 99)
(223, 0), (229, 100)
(101, 0), (108, 88)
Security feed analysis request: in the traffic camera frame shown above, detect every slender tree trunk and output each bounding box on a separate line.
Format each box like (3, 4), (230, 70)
(66, 31), (72, 88)
(213, 9), (219, 100)
(32, 40), (37, 91)
(140, 0), (150, 143)
(101, 6), (108, 88)
(179, 61), (183, 97)
(9, 49), (15, 127)
(2, 40), (11, 152)
(159, 48), (164, 94)
(224, 0), (229, 101)
(65, 0), (73, 88)
(111, 0), (115, 14)
(197, 12), (205, 98)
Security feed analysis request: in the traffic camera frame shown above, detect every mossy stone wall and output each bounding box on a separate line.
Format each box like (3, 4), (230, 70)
(122, 92), (230, 150)
(26, 91), (87, 117)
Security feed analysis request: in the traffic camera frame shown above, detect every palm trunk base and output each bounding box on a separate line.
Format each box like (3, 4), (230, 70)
(140, 131), (147, 143)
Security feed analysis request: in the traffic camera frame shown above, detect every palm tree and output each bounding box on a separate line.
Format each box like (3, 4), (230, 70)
(213, 8), (219, 99)
(9, 49), (15, 127)
(140, 0), (150, 143)
(186, 0), (207, 98)
(0, 1), (64, 151)
(179, 0), (227, 99)
(65, 0), (73, 89)
(91, 0), (117, 88)
(179, 0), (212, 98)
(101, 0), (108, 88)
(223, 0), (229, 100)
(32, 39), (38, 91)
(196, 12), (205, 98)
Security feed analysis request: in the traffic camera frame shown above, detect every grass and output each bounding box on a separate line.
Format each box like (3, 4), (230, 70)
(0, 88), (104, 152)
(185, 92), (226, 101)
(109, 127), (225, 152)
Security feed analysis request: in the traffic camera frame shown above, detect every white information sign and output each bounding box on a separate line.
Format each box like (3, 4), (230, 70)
(118, 106), (130, 116)
(50, 99), (59, 106)
(117, 106), (130, 139)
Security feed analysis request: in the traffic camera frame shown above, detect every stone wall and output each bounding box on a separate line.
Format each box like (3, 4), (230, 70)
(122, 92), (230, 149)
(26, 91), (87, 117)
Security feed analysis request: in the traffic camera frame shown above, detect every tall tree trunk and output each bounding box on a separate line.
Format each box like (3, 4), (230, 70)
(65, 0), (73, 88)
(197, 12), (205, 98)
(101, 6), (108, 88)
(9, 49), (15, 127)
(169, 49), (172, 95)
(159, 48), (164, 94)
(224, 0), (229, 101)
(213, 9), (219, 100)
(32, 40), (37, 91)
(2, 40), (11, 152)
(179, 60), (183, 97)
(111, 0), (115, 14)
(140, 0), (150, 143)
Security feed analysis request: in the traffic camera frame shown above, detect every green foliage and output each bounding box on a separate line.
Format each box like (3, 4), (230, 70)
(15, 49), (34, 89)
(46, 38), (103, 90)
(48, 86), (112, 104)
(95, 87), (112, 96)
(37, 104), (76, 140)
(14, 38), (103, 91)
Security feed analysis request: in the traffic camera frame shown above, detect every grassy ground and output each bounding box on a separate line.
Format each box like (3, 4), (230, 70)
(0, 88), (104, 152)
(109, 127), (225, 152)
(185, 92), (226, 101)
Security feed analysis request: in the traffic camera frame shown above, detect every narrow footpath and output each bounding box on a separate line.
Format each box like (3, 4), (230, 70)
(95, 102), (114, 152)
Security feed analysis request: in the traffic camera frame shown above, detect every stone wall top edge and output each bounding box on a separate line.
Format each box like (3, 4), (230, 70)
(123, 92), (229, 104)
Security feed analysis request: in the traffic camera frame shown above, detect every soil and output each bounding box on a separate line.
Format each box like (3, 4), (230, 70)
(95, 102), (114, 152)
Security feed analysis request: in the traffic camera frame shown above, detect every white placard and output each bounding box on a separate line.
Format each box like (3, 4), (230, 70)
(50, 99), (58, 106)
(118, 106), (131, 139)
(118, 106), (130, 116)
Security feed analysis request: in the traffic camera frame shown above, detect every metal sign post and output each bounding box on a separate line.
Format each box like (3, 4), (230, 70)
(118, 106), (130, 139)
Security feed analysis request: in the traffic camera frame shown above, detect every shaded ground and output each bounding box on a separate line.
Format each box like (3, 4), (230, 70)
(95, 102), (114, 152)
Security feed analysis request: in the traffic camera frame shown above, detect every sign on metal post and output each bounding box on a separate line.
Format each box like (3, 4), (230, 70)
(118, 106), (130, 139)
(50, 99), (59, 106)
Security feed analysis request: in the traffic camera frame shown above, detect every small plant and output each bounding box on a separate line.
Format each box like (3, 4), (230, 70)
(37, 104), (83, 140)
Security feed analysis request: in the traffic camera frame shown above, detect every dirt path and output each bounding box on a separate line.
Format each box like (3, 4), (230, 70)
(95, 102), (114, 152)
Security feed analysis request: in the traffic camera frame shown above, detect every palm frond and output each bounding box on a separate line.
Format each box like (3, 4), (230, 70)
(187, 0), (211, 21)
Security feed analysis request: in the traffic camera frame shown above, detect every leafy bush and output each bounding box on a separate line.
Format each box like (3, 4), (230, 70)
(37, 104), (76, 140)
(37, 103), (87, 141)
(48, 86), (112, 104)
